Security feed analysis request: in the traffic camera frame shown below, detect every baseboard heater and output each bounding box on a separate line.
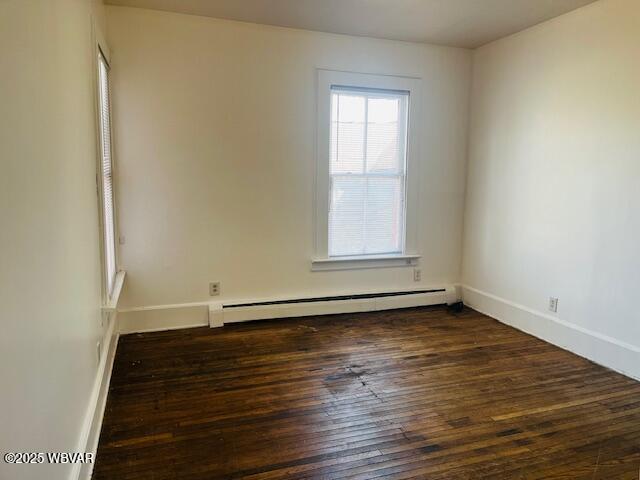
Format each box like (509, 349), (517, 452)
(209, 287), (455, 328)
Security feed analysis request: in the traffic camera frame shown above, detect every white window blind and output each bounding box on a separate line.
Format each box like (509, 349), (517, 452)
(97, 51), (117, 296)
(328, 86), (408, 257)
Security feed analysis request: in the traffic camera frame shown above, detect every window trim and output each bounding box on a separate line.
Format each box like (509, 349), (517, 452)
(313, 69), (422, 270)
(311, 254), (420, 272)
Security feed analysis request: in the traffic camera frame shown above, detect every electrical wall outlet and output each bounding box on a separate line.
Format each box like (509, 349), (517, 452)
(209, 282), (221, 296)
(413, 268), (421, 282)
(549, 297), (559, 313)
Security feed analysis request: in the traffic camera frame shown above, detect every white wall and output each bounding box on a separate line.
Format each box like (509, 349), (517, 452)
(0, 1), (108, 479)
(462, 0), (640, 378)
(2, 1), (639, 476)
(106, 6), (472, 311)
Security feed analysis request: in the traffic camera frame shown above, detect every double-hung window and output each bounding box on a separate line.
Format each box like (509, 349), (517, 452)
(97, 49), (117, 296)
(314, 70), (421, 270)
(329, 87), (407, 256)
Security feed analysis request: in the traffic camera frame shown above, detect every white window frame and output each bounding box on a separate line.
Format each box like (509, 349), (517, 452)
(313, 69), (421, 271)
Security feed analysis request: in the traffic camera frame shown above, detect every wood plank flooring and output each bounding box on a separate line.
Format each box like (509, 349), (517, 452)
(93, 306), (640, 479)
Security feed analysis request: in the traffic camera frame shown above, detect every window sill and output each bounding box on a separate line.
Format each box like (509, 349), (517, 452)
(311, 254), (420, 272)
(102, 270), (126, 312)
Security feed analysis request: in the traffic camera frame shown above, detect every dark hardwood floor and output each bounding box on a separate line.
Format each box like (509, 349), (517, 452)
(94, 306), (640, 479)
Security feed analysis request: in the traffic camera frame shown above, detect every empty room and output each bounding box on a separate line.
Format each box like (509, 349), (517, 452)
(2, 0), (639, 479)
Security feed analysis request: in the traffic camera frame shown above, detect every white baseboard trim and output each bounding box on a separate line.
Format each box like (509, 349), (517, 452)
(118, 285), (461, 334)
(462, 285), (640, 381)
(118, 304), (209, 334)
(71, 311), (120, 480)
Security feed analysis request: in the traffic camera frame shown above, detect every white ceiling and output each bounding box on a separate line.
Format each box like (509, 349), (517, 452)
(105, 0), (598, 49)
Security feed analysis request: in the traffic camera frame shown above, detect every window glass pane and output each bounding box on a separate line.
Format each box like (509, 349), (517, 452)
(329, 176), (366, 256)
(366, 97), (402, 174)
(337, 93), (365, 123)
(330, 93), (365, 175)
(364, 177), (403, 254)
